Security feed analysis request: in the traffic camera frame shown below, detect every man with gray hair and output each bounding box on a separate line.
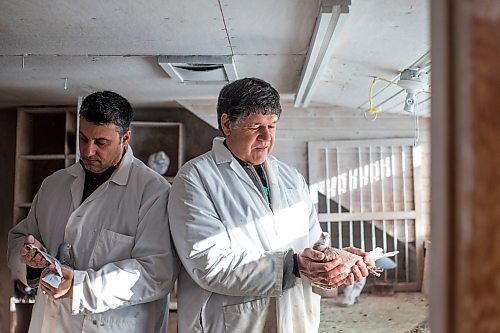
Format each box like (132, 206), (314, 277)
(168, 78), (372, 332)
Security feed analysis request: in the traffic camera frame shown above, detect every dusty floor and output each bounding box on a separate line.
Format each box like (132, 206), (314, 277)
(319, 292), (429, 333)
(167, 292), (429, 332)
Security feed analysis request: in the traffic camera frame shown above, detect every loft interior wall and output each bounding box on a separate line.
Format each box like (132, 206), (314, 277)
(133, 107), (221, 163)
(271, 106), (431, 242)
(179, 101), (432, 241)
(0, 109), (17, 333)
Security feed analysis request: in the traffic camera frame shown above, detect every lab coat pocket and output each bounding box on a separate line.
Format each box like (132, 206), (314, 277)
(90, 229), (135, 269)
(222, 298), (271, 333)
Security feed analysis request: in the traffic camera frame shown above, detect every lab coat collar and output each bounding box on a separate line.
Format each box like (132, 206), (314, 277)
(212, 136), (279, 166)
(67, 147), (133, 208)
(212, 137), (233, 164)
(110, 146), (133, 186)
(67, 146), (133, 186)
(263, 156), (280, 211)
(212, 136), (281, 210)
(213, 136), (260, 197)
(213, 137), (253, 190)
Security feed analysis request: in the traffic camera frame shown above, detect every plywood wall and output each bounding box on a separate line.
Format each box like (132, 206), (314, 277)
(272, 107), (431, 241)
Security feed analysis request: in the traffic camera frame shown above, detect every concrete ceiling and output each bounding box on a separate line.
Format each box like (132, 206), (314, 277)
(0, 0), (430, 116)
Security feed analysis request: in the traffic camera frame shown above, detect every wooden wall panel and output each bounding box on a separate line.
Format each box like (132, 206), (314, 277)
(273, 109), (430, 244)
(0, 109), (17, 333)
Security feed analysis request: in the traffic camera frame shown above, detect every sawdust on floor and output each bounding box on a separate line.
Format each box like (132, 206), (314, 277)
(319, 292), (429, 333)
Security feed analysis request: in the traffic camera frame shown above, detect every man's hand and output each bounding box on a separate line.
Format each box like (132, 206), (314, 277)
(297, 248), (352, 288)
(343, 247), (373, 282)
(20, 235), (48, 269)
(39, 265), (74, 300)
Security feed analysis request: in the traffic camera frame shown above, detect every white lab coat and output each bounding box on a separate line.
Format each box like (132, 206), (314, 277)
(168, 137), (322, 333)
(8, 147), (179, 333)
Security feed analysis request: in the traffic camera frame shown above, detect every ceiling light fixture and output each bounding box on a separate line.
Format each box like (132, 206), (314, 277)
(294, 0), (350, 108)
(397, 68), (429, 112)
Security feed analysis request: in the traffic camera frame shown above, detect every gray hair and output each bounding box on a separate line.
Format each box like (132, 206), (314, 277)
(216, 78), (282, 133)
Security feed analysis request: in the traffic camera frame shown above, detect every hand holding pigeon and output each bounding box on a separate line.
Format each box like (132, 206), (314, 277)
(313, 232), (398, 277)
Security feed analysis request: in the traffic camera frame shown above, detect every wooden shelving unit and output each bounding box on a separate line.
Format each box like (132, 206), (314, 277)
(13, 107), (77, 226)
(129, 121), (185, 182)
(10, 107), (76, 333)
(13, 116), (185, 224)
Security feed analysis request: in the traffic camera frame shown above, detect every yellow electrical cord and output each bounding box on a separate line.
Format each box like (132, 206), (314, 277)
(365, 75), (431, 121)
(364, 76), (400, 121)
(368, 78), (382, 114)
(367, 77), (401, 113)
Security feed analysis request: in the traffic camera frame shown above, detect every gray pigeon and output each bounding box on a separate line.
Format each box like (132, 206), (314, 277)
(41, 242), (74, 289)
(56, 242), (74, 268)
(313, 232), (338, 261)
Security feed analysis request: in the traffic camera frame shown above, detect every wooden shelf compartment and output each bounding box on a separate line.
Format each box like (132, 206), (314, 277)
(14, 158), (66, 210)
(129, 121), (184, 178)
(16, 110), (67, 155)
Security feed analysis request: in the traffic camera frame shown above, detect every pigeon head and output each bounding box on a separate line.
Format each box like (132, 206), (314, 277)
(313, 232), (331, 251)
(57, 242), (74, 267)
(319, 232), (330, 246)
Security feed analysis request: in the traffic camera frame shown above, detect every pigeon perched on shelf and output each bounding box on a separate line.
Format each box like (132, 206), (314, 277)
(313, 232), (398, 277)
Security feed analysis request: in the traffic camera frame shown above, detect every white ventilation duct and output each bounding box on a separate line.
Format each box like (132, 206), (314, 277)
(158, 55), (238, 84)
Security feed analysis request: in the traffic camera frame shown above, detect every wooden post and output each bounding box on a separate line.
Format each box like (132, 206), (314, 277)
(431, 0), (500, 332)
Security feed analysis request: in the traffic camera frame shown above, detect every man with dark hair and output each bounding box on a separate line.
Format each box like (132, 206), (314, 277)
(79, 90), (134, 136)
(168, 78), (372, 332)
(8, 91), (179, 332)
